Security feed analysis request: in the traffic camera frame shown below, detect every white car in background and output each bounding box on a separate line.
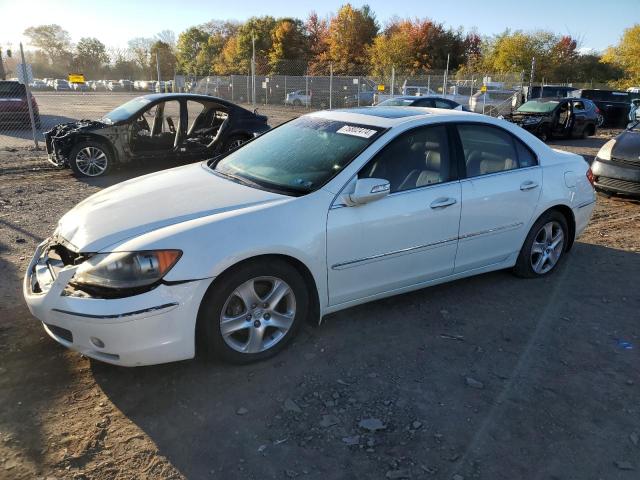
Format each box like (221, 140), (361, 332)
(285, 90), (311, 106)
(24, 107), (596, 366)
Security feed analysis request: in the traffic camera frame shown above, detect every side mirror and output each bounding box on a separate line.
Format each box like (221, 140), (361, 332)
(346, 178), (390, 206)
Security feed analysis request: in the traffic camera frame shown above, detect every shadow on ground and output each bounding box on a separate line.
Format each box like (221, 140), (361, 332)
(93, 242), (640, 479)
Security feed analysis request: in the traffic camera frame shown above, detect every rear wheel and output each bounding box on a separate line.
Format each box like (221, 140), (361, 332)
(514, 211), (568, 278)
(68, 141), (112, 177)
(197, 259), (309, 364)
(596, 113), (605, 128)
(293, 99), (302, 107)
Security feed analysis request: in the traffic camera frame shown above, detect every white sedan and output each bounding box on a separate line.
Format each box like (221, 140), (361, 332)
(24, 107), (596, 366)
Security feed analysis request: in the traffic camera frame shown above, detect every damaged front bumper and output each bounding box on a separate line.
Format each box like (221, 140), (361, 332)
(23, 239), (212, 366)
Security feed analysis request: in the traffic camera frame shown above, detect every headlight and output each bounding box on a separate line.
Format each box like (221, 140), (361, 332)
(596, 139), (615, 161)
(72, 250), (181, 290)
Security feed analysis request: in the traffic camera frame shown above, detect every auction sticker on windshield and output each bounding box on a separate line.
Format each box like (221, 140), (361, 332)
(336, 125), (378, 138)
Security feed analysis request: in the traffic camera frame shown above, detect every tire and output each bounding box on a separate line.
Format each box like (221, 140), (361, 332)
(197, 259), (309, 364)
(513, 211), (569, 278)
(223, 134), (250, 152)
(293, 99), (302, 107)
(68, 141), (112, 177)
(538, 126), (552, 142)
(596, 113), (605, 128)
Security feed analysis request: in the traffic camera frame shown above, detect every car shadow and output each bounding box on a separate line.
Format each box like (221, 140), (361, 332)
(93, 242), (640, 479)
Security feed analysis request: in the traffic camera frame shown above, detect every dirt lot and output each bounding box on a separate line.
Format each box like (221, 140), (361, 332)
(0, 125), (639, 480)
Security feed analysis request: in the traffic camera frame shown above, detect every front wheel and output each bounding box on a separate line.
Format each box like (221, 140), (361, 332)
(513, 211), (568, 278)
(68, 141), (112, 177)
(197, 259), (309, 364)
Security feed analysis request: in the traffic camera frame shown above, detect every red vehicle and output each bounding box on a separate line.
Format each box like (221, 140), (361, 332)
(0, 81), (41, 129)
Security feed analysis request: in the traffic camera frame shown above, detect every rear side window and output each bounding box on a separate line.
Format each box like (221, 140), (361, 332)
(457, 124), (537, 177)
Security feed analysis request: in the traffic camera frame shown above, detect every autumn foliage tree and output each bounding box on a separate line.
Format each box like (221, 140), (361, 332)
(602, 24), (640, 87)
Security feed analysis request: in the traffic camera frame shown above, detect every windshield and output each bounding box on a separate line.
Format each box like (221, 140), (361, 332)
(377, 98), (416, 106)
(517, 100), (559, 113)
(212, 117), (384, 195)
(102, 97), (152, 124)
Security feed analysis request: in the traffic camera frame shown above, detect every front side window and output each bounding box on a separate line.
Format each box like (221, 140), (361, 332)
(359, 125), (452, 193)
(214, 117), (384, 195)
(458, 124), (537, 177)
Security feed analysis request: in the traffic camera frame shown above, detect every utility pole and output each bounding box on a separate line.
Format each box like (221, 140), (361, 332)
(251, 34), (256, 109)
(0, 48), (6, 80)
(156, 52), (161, 83)
(528, 57), (535, 102)
(19, 43), (38, 149)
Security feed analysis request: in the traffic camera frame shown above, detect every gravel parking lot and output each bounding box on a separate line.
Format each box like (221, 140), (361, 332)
(0, 121), (639, 479)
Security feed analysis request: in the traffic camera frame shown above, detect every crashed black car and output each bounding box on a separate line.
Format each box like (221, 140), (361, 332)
(591, 122), (640, 197)
(508, 98), (598, 142)
(45, 94), (270, 177)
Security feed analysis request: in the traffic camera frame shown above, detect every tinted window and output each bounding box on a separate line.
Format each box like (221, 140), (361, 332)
(413, 99), (435, 107)
(0, 82), (26, 97)
(581, 90), (630, 102)
(458, 124), (536, 177)
(573, 101), (585, 111)
(434, 99), (454, 109)
(359, 125), (452, 193)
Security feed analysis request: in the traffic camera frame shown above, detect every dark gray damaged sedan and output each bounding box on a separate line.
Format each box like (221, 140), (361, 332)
(45, 94), (270, 177)
(592, 122), (640, 197)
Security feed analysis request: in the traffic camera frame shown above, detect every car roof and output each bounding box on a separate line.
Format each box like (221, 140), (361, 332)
(310, 106), (477, 128)
(386, 95), (452, 101)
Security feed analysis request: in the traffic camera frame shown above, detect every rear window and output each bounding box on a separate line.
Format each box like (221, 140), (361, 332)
(0, 82), (26, 98)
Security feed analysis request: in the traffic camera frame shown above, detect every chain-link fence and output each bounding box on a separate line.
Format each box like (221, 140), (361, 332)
(0, 55), (616, 150)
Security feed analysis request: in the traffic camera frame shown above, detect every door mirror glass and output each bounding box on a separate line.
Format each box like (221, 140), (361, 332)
(346, 178), (390, 206)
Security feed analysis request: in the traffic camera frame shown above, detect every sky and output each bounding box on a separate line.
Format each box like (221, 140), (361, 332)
(0, 0), (637, 52)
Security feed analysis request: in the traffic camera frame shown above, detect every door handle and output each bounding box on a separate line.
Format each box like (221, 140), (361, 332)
(520, 180), (539, 191)
(430, 197), (457, 209)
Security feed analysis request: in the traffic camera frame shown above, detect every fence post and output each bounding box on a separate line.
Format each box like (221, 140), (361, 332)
(251, 35), (256, 109)
(284, 75), (287, 105)
(391, 66), (395, 98)
(357, 75), (360, 107)
(329, 63), (333, 110)
(305, 69), (309, 108)
(443, 54), (449, 96)
(19, 43), (38, 149)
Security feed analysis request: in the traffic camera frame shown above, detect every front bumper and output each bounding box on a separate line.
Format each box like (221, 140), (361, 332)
(591, 158), (640, 196)
(23, 241), (212, 366)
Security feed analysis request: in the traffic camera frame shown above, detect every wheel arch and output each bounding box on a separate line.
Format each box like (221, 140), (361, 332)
(73, 134), (119, 163)
(197, 253), (321, 331)
(536, 204), (576, 251)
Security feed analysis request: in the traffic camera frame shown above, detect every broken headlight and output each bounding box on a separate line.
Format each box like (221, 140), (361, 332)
(72, 250), (182, 290)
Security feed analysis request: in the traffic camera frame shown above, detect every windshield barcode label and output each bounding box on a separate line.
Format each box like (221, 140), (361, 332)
(337, 125), (377, 138)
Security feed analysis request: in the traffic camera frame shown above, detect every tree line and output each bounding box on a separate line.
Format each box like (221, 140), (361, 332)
(3, 4), (639, 87)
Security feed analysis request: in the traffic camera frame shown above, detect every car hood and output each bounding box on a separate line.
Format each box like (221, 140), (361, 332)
(611, 130), (640, 162)
(56, 163), (287, 252)
(46, 119), (107, 137)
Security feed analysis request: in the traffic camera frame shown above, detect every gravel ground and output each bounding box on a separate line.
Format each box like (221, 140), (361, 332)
(0, 125), (639, 480)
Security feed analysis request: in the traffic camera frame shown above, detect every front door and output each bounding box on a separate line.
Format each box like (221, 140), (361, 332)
(453, 123), (543, 273)
(130, 99), (182, 160)
(326, 125), (461, 306)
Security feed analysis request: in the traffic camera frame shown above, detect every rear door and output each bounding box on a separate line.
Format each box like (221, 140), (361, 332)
(453, 123), (542, 273)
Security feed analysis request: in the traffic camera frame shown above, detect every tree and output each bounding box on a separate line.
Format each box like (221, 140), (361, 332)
(368, 20), (413, 76)
(602, 24), (640, 87)
(306, 12), (329, 74)
(150, 41), (177, 79)
(323, 4), (378, 74)
(23, 24), (72, 65)
(233, 16), (278, 73)
(74, 37), (109, 77)
(176, 27), (210, 74)
(128, 37), (153, 77)
(268, 18), (308, 73)
(155, 30), (176, 48)
(482, 30), (560, 78)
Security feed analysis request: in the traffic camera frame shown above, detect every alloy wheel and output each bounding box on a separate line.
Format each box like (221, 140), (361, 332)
(219, 276), (296, 354)
(75, 146), (108, 176)
(530, 221), (565, 274)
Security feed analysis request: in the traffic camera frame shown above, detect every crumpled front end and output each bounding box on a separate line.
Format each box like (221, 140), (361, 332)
(23, 236), (211, 366)
(45, 120), (106, 167)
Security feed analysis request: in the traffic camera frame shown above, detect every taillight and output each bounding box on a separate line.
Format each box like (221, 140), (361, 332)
(595, 107), (602, 115)
(586, 167), (595, 187)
